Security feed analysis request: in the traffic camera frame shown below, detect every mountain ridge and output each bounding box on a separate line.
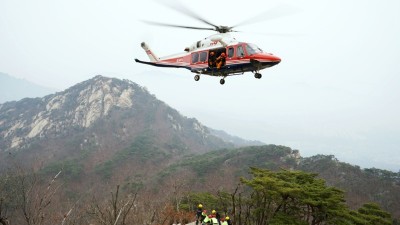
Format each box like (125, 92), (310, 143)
(0, 75), (254, 159)
(0, 72), (56, 103)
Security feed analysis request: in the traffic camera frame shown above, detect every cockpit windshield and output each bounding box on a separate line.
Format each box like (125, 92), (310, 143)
(246, 43), (263, 55)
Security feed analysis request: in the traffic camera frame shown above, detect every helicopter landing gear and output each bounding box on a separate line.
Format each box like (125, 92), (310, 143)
(254, 73), (262, 79)
(220, 78), (225, 85)
(194, 75), (200, 81)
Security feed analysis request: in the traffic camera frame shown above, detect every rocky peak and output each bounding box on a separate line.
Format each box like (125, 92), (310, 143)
(54, 75), (135, 127)
(0, 75), (244, 155)
(0, 75), (140, 150)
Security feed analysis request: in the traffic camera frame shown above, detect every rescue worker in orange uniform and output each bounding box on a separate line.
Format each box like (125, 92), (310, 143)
(215, 52), (227, 69)
(209, 51), (216, 68)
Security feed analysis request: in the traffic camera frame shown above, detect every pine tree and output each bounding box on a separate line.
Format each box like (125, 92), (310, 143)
(241, 168), (353, 225)
(351, 203), (392, 225)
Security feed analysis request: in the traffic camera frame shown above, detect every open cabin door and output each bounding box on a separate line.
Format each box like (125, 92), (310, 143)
(208, 47), (226, 69)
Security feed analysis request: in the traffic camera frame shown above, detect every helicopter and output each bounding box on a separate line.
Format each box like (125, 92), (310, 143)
(135, 2), (290, 85)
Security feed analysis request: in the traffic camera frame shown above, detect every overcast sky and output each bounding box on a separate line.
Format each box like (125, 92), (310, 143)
(0, 0), (399, 171)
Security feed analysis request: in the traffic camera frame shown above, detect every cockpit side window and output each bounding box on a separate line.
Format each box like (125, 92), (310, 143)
(246, 43), (263, 55)
(237, 45), (245, 57)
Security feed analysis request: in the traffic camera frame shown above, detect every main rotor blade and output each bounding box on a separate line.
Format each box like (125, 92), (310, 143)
(141, 20), (216, 31)
(235, 30), (303, 37)
(232, 4), (300, 28)
(155, 0), (219, 29)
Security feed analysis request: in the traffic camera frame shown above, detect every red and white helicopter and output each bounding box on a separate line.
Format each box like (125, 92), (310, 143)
(135, 3), (288, 85)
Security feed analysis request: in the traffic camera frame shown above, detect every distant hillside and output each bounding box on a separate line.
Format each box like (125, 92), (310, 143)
(0, 72), (56, 103)
(157, 145), (400, 219)
(299, 155), (400, 218)
(209, 128), (265, 147)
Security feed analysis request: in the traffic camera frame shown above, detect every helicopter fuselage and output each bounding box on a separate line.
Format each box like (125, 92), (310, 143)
(135, 34), (281, 84)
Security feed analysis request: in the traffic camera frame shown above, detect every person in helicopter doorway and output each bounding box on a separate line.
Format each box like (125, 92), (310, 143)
(215, 52), (226, 69)
(208, 51), (217, 68)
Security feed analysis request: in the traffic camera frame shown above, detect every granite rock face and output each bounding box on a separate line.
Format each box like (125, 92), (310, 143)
(0, 76), (139, 150)
(0, 75), (238, 153)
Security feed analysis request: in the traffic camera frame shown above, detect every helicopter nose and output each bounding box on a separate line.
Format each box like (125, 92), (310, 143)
(252, 53), (281, 67)
(269, 54), (281, 63)
(265, 54), (281, 66)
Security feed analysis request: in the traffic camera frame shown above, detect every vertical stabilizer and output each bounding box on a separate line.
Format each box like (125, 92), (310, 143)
(141, 42), (159, 62)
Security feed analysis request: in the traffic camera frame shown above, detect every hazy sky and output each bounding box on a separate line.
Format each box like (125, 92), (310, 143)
(1, 0), (399, 171)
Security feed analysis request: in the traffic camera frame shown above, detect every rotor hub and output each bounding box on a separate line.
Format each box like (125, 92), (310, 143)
(216, 26), (232, 33)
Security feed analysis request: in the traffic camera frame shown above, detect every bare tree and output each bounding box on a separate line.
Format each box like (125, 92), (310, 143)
(0, 197), (10, 225)
(0, 168), (13, 225)
(88, 185), (137, 225)
(0, 177), (8, 225)
(59, 189), (93, 225)
(0, 164), (62, 225)
(171, 180), (188, 212)
(15, 169), (62, 225)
